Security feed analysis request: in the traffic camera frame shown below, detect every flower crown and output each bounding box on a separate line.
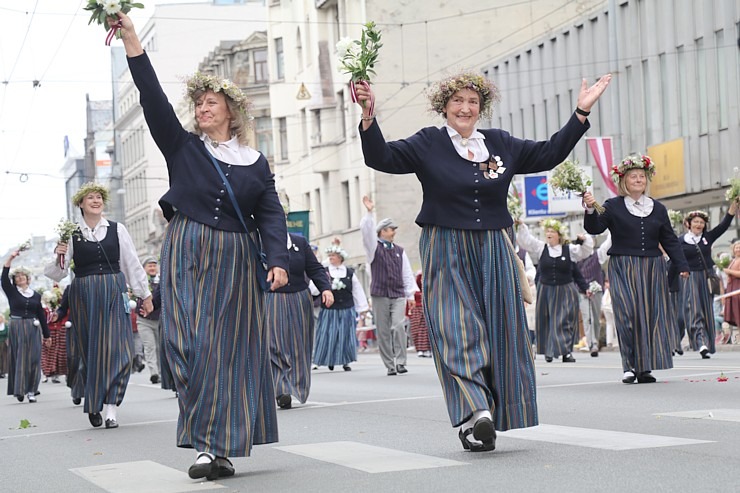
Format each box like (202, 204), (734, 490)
(427, 72), (500, 118)
(540, 218), (568, 237)
(610, 154), (656, 185)
(72, 182), (110, 207)
(325, 245), (349, 260)
(184, 72), (251, 117)
(684, 210), (709, 225)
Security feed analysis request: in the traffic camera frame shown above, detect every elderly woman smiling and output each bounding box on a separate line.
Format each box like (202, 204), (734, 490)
(355, 70), (611, 452)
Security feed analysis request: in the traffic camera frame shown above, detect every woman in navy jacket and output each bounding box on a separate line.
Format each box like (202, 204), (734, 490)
(114, 13), (289, 481)
(584, 155), (689, 384)
(354, 72), (610, 452)
(679, 205), (736, 359)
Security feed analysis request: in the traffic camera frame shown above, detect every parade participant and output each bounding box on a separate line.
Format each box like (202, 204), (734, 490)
(517, 220), (593, 363)
(679, 204), (736, 358)
(583, 154), (689, 384)
(408, 271), (432, 358)
(360, 196), (418, 375)
(268, 233), (332, 409)
(46, 182), (152, 427)
(2, 256), (51, 402)
(723, 241), (740, 341)
(313, 246), (368, 372)
(112, 13), (289, 481)
(0, 314), (8, 379)
(136, 256), (162, 384)
(355, 70), (610, 451)
(575, 237), (606, 356)
(41, 285), (67, 384)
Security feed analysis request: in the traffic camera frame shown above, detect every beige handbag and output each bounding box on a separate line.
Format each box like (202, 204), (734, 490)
(503, 232), (535, 304)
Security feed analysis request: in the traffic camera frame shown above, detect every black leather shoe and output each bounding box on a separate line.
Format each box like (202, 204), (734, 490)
(188, 453), (219, 481)
(675, 348), (684, 356)
(562, 354), (576, 363)
(150, 374), (160, 384)
(328, 365), (334, 371)
(88, 412), (103, 428)
(637, 371), (656, 383)
(342, 364), (352, 371)
(590, 345), (599, 357)
(457, 422), (496, 452)
(396, 364), (408, 374)
(105, 419), (119, 429)
(215, 457), (235, 478)
(545, 356), (553, 363)
(276, 394), (292, 409)
(72, 397), (82, 405)
(16, 395), (24, 402)
(387, 368), (397, 376)
(700, 348), (710, 359)
(622, 372), (636, 384)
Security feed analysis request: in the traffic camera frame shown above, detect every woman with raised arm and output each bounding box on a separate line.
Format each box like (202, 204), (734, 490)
(583, 155), (689, 384)
(111, 13), (289, 481)
(355, 70), (610, 452)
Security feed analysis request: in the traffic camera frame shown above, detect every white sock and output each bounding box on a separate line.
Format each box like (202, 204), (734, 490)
(623, 371), (635, 379)
(461, 410), (493, 431)
(195, 452), (215, 464)
(105, 404), (117, 421)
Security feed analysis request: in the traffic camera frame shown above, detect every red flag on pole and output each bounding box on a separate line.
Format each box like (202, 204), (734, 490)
(587, 137), (618, 197)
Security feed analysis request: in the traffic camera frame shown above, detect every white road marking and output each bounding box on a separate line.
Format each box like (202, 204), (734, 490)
(654, 409), (740, 423)
(501, 424), (714, 450)
(70, 460), (224, 493)
(275, 441), (466, 473)
(0, 419), (177, 441)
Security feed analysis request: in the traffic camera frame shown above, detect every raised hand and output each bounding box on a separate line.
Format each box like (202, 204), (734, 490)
(577, 74), (612, 112)
(362, 195), (374, 212)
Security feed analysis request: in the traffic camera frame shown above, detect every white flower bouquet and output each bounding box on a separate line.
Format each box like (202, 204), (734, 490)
(336, 21), (382, 113)
(55, 218), (80, 269)
(587, 281), (602, 295)
(84, 0), (144, 45)
(550, 160), (605, 213)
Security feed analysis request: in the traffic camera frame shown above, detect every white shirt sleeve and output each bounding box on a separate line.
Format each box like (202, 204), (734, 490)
(117, 223), (151, 299)
(516, 224), (545, 258)
(569, 234), (594, 262)
(360, 212), (377, 264)
(597, 233), (612, 265)
(401, 252), (418, 299)
(524, 251), (536, 284)
(351, 274), (369, 313)
(308, 280), (320, 296)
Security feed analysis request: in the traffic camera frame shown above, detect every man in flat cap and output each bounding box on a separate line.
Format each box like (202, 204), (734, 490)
(361, 196), (418, 376)
(137, 256), (161, 384)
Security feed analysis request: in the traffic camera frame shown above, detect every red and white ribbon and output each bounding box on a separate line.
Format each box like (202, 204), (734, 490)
(350, 80), (375, 116)
(105, 20), (123, 46)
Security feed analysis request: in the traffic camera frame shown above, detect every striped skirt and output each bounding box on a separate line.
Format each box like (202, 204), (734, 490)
(160, 213), (277, 458)
(158, 322), (176, 391)
(41, 319), (68, 377)
(419, 226), (537, 431)
(6, 318), (42, 397)
(409, 304), (431, 352)
(70, 271), (133, 413)
(668, 289), (686, 350)
(313, 307), (357, 366)
(65, 321), (84, 400)
(266, 289), (314, 403)
(608, 256), (674, 373)
(535, 283), (580, 358)
(682, 272), (715, 353)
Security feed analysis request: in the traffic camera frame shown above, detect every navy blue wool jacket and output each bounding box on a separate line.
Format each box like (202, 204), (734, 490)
(275, 234), (331, 294)
(584, 196), (689, 272)
(360, 113), (589, 230)
(127, 53), (288, 271)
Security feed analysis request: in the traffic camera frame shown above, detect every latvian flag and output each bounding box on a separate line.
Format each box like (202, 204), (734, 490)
(586, 137), (618, 197)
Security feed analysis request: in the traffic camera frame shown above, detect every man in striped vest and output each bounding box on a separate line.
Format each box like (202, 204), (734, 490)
(361, 196), (418, 376)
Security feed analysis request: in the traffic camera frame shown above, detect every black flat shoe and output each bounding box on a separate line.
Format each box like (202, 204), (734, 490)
(562, 354), (576, 363)
(188, 453), (219, 481)
(396, 364), (408, 374)
(622, 372), (636, 384)
(276, 394), (292, 409)
(72, 397), (82, 405)
(89, 412), (103, 428)
(387, 368), (397, 376)
(16, 395), (24, 402)
(342, 364), (352, 371)
(637, 372), (656, 383)
(700, 348), (710, 359)
(105, 419), (118, 429)
(457, 424), (496, 452)
(675, 349), (684, 356)
(545, 356), (553, 363)
(328, 365), (334, 371)
(216, 457), (235, 478)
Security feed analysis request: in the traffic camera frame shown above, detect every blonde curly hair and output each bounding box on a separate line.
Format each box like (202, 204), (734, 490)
(426, 72), (500, 118)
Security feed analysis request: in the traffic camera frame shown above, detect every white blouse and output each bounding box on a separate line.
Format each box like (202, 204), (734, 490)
(444, 125), (488, 162)
(624, 194), (654, 218)
(324, 264), (369, 313)
(516, 223), (594, 262)
(200, 134), (261, 166)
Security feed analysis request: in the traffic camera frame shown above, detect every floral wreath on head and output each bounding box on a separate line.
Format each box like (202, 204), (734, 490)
(325, 245), (349, 260)
(684, 210), (709, 225)
(610, 154), (656, 185)
(10, 266), (32, 282)
(540, 218), (568, 238)
(184, 72), (251, 118)
(426, 72), (500, 118)
(72, 182), (110, 207)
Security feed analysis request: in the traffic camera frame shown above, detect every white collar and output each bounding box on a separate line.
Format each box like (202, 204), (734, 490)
(444, 124), (485, 144)
(80, 217), (109, 233)
(200, 133), (239, 149)
(685, 232), (703, 244)
(624, 194), (648, 206)
(17, 286), (34, 298)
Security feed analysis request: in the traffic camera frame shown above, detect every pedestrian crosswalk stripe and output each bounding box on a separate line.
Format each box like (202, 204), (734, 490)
(654, 409), (740, 423)
(70, 460), (225, 493)
(275, 441), (466, 473)
(500, 424), (713, 450)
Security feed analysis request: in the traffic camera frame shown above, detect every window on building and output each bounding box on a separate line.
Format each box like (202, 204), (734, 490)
(279, 117), (288, 160)
(715, 30), (728, 130)
(313, 188), (323, 234)
(696, 37), (708, 135)
(659, 53), (670, 141)
(300, 109), (308, 154)
(254, 48), (268, 83)
(296, 27), (304, 73)
(677, 46), (689, 137)
(341, 181), (350, 229)
(274, 37), (284, 80)
(337, 91), (346, 140)
(641, 59), (652, 145)
(625, 65), (634, 151)
(255, 117), (273, 160)
(312, 109), (321, 144)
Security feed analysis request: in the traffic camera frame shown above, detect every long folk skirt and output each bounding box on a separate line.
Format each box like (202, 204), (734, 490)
(6, 318), (42, 397)
(160, 213), (277, 458)
(69, 271), (133, 414)
(682, 272), (715, 353)
(419, 226), (537, 431)
(158, 321), (176, 391)
(66, 320), (84, 401)
(608, 256), (674, 374)
(41, 317), (68, 377)
(535, 283), (580, 358)
(266, 289), (314, 403)
(313, 307), (357, 367)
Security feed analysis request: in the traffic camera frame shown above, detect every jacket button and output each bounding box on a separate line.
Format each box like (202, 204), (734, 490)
(475, 208), (480, 213)
(474, 190), (479, 194)
(474, 179), (479, 183)
(474, 198), (479, 203)
(214, 216), (219, 221)
(215, 207), (220, 212)
(476, 218), (481, 223)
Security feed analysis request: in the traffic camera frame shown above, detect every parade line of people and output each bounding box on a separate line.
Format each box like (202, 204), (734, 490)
(2, 10), (739, 482)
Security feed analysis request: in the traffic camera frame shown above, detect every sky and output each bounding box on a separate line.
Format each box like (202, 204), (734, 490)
(0, 0), (186, 254)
